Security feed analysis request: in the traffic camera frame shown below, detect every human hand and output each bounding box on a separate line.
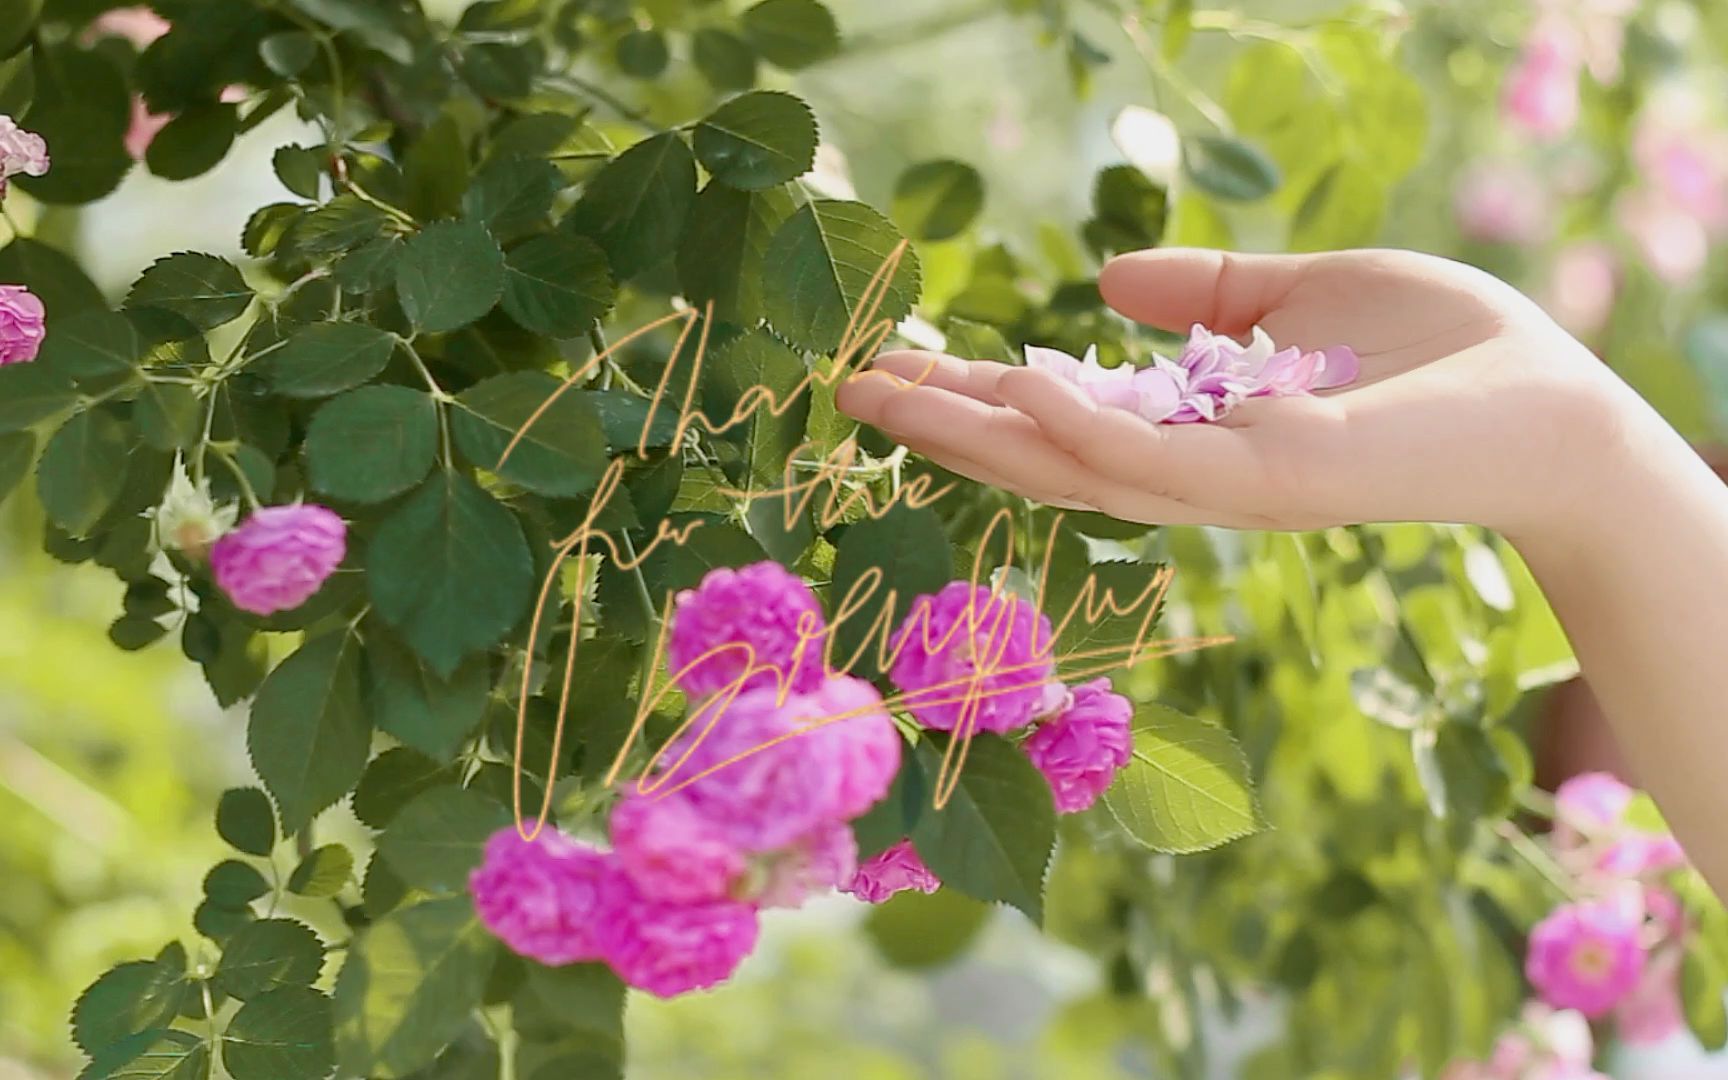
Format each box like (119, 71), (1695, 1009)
(836, 248), (1642, 540)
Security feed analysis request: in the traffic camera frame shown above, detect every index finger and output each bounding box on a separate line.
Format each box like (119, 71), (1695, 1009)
(1099, 248), (1311, 337)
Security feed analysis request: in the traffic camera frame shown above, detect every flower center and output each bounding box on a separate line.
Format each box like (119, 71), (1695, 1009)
(1568, 940), (1614, 983)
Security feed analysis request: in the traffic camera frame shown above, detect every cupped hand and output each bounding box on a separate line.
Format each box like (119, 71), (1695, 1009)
(836, 248), (1634, 539)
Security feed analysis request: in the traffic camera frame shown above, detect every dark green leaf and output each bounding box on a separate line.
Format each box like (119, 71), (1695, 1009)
(136, 383), (202, 451)
(741, 0), (840, 69)
(216, 919), (326, 1001)
(289, 843), (355, 897)
(0, 361), (76, 432)
(461, 157), (565, 243)
(564, 132), (696, 279)
(244, 203), (304, 259)
(0, 51), (32, 116)
(705, 328), (808, 487)
(0, 0), (40, 59)
(333, 897), (496, 1079)
(614, 28), (668, 77)
(396, 221), (505, 334)
(694, 90), (817, 191)
(0, 429), (33, 502)
(500, 232), (615, 338)
(203, 860), (270, 908)
(273, 144), (326, 199)
(127, 253), (253, 330)
(266, 322), (396, 398)
(261, 31), (319, 76)
(677, 181), (795, 325)
(864, 887), (988, 969)
(37, 408), (130, 536)
(1083, 164), (1167, 255)
(0, 238), (104, 323)
(368, 633), (490, 763)
(452, 371), (608, 497)
(15, 105), (131, 204)
(693, 28), (758, 90)
(145, 103), (238, 181)
(353, 747), (456, 830)
(37, 309), (139, 380)
(911, 733), (1055, 923)
(1101, 704), (1263, 853)
(762, 199), (921, 353)
(378, 786), (511, 895)
(217, 787), (277, 855)
(367, 472), (534, 678)
(402, 116), (467, 221)
(222, 986), (334, 1080)
(891, 160), (984, 242)
(304, 386), (438, 504)
(1182, 134), (1280, 202)
(247, 631), (371, 834)
(852, 755), (925, 859)
(587, 389), (679, 453)
(77, 1028), (209, 1080)
(71, 957), (186, 1055)
(290, 195), (390, 258)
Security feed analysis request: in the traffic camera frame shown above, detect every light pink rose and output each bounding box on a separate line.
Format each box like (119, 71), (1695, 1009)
(1543, 242), (1618, 337)
(0, 114), (49, 199)
(1618, 187), (1711, 283)
(1502, 23), (1582, 141)
(752, 821), (857, 908)
(87, 6), (171, 48)
(0, 285), (45, 365)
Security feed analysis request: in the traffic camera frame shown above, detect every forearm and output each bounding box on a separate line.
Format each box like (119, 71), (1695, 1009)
(1508, 385), (1728, 893)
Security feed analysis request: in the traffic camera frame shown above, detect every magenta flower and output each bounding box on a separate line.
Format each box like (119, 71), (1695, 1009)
(843, 839), (940, 904)
(653, 674), (900, 852)
(210, 503), (347, 616)
(752, 822), (858, 909)
(1554, 771), (1632, 836)
(1525, 893), (1647, 1017)
(1027, 325), (1358, 426)
(600, 883), (760, 998)
(469, 827), (620, 966)
(0, 285), (45, 366)
(0, 115), (48, 200)
(889, 581), (1058, 734)
(609, 792), (746, 904)
(666, 561), (827, 700)
(1502, 24), (1582, 141)
(1023, 678), (1133, 813)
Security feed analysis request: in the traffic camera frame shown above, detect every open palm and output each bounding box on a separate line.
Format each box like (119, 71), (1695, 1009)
(837, 248), (1624, 538)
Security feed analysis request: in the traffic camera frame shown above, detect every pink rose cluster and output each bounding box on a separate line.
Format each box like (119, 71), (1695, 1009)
(471, 561), (911, 996)
(1025, 325), (1358, 426)
(887, 582), (1134, 815)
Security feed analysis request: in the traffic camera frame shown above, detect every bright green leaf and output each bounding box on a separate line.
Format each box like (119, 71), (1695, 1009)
(247, 630), (371, 835)
(694, 90), (818, 191)
(288, 843), (355, 897)
(1102, 704), (1263, 854)
(762, 199), (921, 353)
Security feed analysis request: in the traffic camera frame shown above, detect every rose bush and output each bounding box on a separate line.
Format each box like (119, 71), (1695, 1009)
(0, 0), (1723, 1078)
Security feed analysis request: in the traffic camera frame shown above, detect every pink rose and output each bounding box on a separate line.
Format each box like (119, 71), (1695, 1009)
(1023, 678), (1133, 813)
(1502, 23), (1582, 141)
(1525, 893), (1647, 1017)
(0, 285), (45, 366)
(469, 827), (619, 966)
(889, 581), (1058, 734)
(210, 503), (347, 616)
(1554, 771), (1632, 837)
(843, 839), (940, 904)
(610, 791), (746, 904)
(666, 561), (827, 699)
(599, 884), (760, 998)
(0, 115), (48, 200)
(752, 822), (857, 908)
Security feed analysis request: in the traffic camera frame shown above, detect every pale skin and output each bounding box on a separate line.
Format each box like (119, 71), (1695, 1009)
(836, 246), (1728, 899)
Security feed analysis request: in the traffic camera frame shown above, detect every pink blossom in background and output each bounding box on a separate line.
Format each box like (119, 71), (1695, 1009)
(210, 503), (347, 615)
(1453, 160), (1549, 244)
(1554, 771), (1632, 837)
(609, 792), (745, 904)
(1501, 22), (1583, 141)
(87, 6), (171, 47)
(469, 828), (618, 966)
(123, 99), (173, 161)
(1543, 242), (1619, 338)
(889, 581), (1057, 734)
(1636, 119), (1728, 228)
(667, 561), (827, 699)
(0, 285), (45, 366)
(843, 839), (941, 904)
(752, 822), (857, 908)
(1525, 892), (1647, 1017)
(1614, 945), (1686, 1045)
(1441, 1004), (1604, 1080)
(1616, 188), (1710, 284)
(600, 886), (760, 998)
(1023, 677), (1133, 813)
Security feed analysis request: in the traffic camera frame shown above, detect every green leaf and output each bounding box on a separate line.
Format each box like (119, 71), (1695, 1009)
(1182, 134), (1280, 202)
(614, 28), (669, 78)
(0, 238), (104, 324)
(247, 631), (372, 835)
(892, 160), (985, 242)
(37, 309), (139, 380)
(451, 371), (608, 497)
(564, 132), (696, 279)
(704, 328), (809, 487)
(500, 232), (616, 338)
(136, 383), (202, 451)
(145, 103), (238, 181)
(1083, 165), (1168, 256)
(0, 429), (34, 503)
(741, 0), (840, 69)
(378, 786), (512, 895)
(0, 51), (32, 117)
(762, 199), (921, 353)
(77, 1028), (210, 1080)
(0, 0), (40, 59)
(15, 105), (131, 205)
(288, 843), (355, 897)
(402, 116), (468, 222)
(217, 787), (277, 855)
(261, 31), (319, 76)
(853, 756), (926, 859)
(395, 221), (506, 334)
(367, 472), (534, 678)
(127, 253), (253, 330)
(222, 986), (334, 1080)
(864, 887), (989, 969)
(910, 733), (1055, 923)
(694, 91), (818, 191)
(830, 503), (952, 678)
(461, 157), (565, 243)
(0, 360), (76, 432)
(203, 860), (270, 907)
(693, 28), (759, 90)
(1685, 944), (1728, 1051)
(215, 919), (327, 1001)
(353, 747), (457, 830)
(304, 386), (438, 504)
(1101, 704), (1263, 854)
(513, 965), (626, 1079)
(267, 322), (397, 398)
(587, 389), (680, 453)
(368, 633), (491, 763)
(273, 144), (325, 199)
(333, 897), (497, 1079)
(677, 181), (796, 325)
(37, 408), (130, 536)
(71, 956), (188, 1056)
(290, 195), (389, 258)
(1290, 161), (1386, 252)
